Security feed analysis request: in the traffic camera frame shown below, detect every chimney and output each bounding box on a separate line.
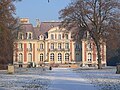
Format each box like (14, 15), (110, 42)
(20, 18), (30, 24)
(36, 19), (40, 27)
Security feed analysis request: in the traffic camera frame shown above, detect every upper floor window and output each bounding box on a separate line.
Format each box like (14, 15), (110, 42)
(26, 32), (32, 39)
(40, 44), (43, 49)
(65, 34), (68, 39)
(18, 43), (23, 49)
(58, 34), (61, 39)
(18, 32), (23, 39)
(51, 34), (54, 39)
(87, 42), (92, 50)
(65, 43), (69, 49)
(76, 44), (79, 49)
(51, 43), (54, 50)
(58, 43), (62, 50)
(28, 43), (32, 49)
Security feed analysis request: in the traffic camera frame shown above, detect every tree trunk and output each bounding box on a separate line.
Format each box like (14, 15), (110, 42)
(96, 43), (102, 69)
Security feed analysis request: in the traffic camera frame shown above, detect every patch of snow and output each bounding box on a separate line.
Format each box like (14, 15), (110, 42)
(74, 67), (120, 90)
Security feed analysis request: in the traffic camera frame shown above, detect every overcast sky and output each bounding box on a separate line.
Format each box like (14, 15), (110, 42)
(15, 0), (71, 25)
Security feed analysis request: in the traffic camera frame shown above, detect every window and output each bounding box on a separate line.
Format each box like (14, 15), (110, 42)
(58, 43), (62, 50)
(40, 54), (43, 61)
(88, 53), (92, 61)
(18, 43), (23, 49)
(51, 34), (54, 39)
(65, 34), (68, 39)
(28, 43), (32, 48)
(87, 43), (92, 50)
(27, 32), (32, 39)
(58, 34), (61, 39)
(51, 43), (54, 50)
(58, 53), (62, 61)
(19, 33), (23, 39)
(28, 53), (32, 62)
(65, 53), (69, 61)
(28, 33), (32, 39)
(65, 43), (69, 49)
(40, 44), (43, 49)
(19, 53), (23, 62)
(50, 53), (54, 61)
(76, 44), (79, 49)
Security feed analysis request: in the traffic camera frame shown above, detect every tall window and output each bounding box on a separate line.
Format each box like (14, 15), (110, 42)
(40, 44), (43, 49)
(51, 34), (54, 39)
(65, 34), (68, 39)
(58, 53), (62, 61)
(50, 53), (54, 61)
(40, 54), (43, 61)
(88, 53), (92, 61)
(28, 53), (32, 62)
(58, 43), (62, 50)
(65, 53), (69, 61)
(27, 32), (32, 39)
(51, 43), (54, 50)
(19, 33), (23, 39)
(28, 43), (32, 49)
(65, 43), (69, 49)
(58, 34), (61, 39)
(19, 53), (23, 62)
(87, 43), (92, 50)
(76, 44), (79, 49)
(18, 43), (23, 49)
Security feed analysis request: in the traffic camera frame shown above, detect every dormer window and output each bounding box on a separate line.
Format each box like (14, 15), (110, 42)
(39, 35), (44, 40)
(18, 32), (23, 39)
(26, 32), (32, 39)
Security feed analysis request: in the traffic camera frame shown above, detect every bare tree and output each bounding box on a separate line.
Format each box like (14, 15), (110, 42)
(59, 0), (120, 69)
(0, 0), (19, 68)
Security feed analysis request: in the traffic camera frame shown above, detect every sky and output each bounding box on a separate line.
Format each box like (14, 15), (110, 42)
(15, 0), (71, 26)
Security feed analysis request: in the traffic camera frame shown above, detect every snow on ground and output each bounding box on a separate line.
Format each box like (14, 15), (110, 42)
(48, 68), (97, 90)
(73, 67), (120, 90)
(0, 68), (50, 90)
(0, 67), (119, 90)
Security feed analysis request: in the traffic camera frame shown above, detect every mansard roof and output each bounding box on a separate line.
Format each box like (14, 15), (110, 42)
(18, 21), (61, 39)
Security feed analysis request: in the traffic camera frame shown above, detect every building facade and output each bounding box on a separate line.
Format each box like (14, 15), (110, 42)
(13, 18), (106, 67)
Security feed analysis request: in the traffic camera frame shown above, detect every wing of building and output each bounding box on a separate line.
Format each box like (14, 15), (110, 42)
(13, 18), (106, 67)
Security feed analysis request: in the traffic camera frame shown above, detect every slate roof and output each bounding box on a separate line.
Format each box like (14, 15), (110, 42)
(18, 22), (61, 39)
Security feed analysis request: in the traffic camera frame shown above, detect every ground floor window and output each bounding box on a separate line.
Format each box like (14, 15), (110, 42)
(28, 53), (32, 62)
(50, 53), (54, 61)
(58, 53), (62, 61)
(65, 53), (69, 61)
(40, 54), (43, 61)
(19, 53), (23, 62)
(88, 53), (92, 61)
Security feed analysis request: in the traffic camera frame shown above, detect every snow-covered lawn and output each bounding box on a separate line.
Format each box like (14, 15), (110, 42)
(0, 67), (119, 90)
(73, 67), (120, 90)
(0, 68), (50, 90)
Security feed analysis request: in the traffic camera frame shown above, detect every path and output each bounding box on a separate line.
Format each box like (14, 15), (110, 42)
(46, 68), (97, 90)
